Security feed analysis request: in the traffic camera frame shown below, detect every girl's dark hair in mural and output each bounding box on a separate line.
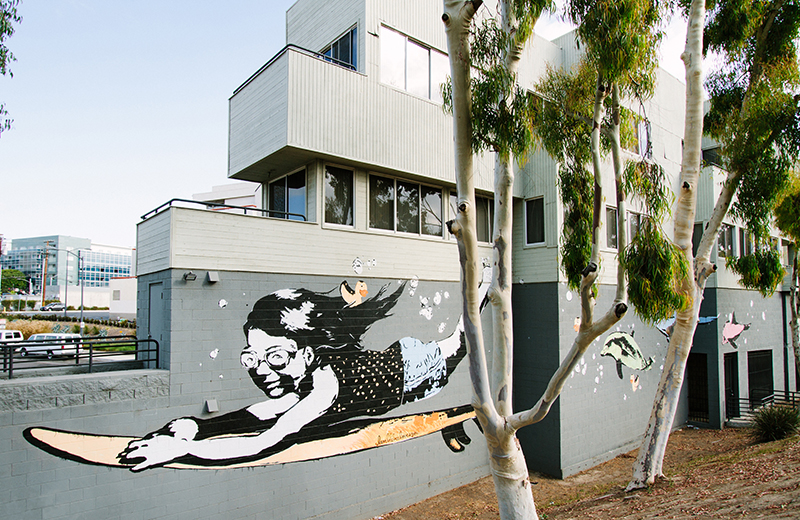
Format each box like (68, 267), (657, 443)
(243, 282), (406, 351)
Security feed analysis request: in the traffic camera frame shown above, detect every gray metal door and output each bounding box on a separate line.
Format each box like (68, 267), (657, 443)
(147, 282), (164, 367)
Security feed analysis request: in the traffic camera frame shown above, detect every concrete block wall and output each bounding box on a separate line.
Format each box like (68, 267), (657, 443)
(2, 269), (489, 520)
(514, 281), (688, 478)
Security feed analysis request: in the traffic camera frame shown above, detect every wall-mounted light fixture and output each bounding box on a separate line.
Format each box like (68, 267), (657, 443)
(183, 271), (197, 281)
(207, 271), (220, 283)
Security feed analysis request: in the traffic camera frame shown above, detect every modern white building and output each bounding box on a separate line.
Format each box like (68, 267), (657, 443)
(8, 2), (795, 520)
(0, 235), (134, 308)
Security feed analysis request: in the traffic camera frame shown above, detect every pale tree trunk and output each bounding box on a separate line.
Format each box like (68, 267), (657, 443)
(628, 0), (708, 489)
(444, 1), (627, 516)
(791, 252), (799, 388)
(443, 2), (538, 518)
(490, 0), (522, 419)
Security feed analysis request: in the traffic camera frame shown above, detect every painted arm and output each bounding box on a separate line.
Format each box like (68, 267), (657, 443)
(122, 366), (339, 471)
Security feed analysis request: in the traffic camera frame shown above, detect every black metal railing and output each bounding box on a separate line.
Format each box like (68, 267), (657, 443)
(1, 336), (159, 379)
(725, 390), (800, 423)
(232, 44), (357, 97)
(140, 198), (307, 222)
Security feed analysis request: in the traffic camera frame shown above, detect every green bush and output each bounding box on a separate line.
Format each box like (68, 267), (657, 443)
(751, 404), (800, 443)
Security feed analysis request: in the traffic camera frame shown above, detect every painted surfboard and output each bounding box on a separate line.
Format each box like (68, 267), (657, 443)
(24, 405), (475, 470)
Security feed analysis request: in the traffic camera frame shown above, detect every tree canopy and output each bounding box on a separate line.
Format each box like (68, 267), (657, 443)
(703, 0), (800, 294)
(1, 0), (22, 136)
(2, 268), (27, 293)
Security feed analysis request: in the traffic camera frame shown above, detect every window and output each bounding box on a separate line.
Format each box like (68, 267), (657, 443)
(630, 212), (646, 239)
(324, 166), (354, 226)
(525, 197), (545, 245)
(692, 222), (704, 256)
(702, 146), (723, 167)
(112, 290), (121, 301)
(717, 224), (734, 258)
(739, 228), (754, 256)
(268, 170), (306, 221)
(322, 27), (357, 70)
(370, 175), (443, 236)
(623, 118), (651, 158)
(380, 25), (449, 103)
(449, 193), (493, 242)
(606, 207), (618, 249)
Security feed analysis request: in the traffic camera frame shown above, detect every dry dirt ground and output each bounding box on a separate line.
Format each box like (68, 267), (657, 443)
(373, 427), (800, 519)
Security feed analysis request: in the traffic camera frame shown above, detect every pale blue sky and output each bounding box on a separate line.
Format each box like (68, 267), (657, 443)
(0, 1), (685, 249)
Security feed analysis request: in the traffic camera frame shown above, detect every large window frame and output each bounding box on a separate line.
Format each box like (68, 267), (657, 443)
(448, 193), (494, 243)
(379, 25), (449, 103)
(323, 165), (354, 227)
(322, 26), (357, 71)
(368, 174), (444, 237)
(739, 228), (754, 256)
(606, 206), (618, 250)
(267, 169), (306, 221)
(717, 224), (734, 258)
(525, 197), (545, 245)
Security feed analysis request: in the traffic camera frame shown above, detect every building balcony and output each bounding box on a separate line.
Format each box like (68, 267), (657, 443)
(136, 200), (486, 283)
(227, 45), (494, 191)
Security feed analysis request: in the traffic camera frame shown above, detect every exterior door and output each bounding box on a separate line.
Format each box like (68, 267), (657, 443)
(748, 350), (774, 404)
(147, 282), (164, 367)
(687, 353), (709, 423)
(724, 352), (739, 418)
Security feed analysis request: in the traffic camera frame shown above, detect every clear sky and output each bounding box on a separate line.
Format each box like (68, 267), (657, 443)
(0, 1), (687, 250)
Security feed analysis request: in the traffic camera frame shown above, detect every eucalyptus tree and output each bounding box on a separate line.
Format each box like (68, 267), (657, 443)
(774, 175), (800, 405)
(628, 0), (800, 489)
(443, 2), (548, 516)
(534, 0), (679, 343)
(442, 0), (666, 516)
(0, 0), (21, 136)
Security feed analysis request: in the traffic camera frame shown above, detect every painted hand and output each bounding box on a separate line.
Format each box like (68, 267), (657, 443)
(118, 418), (198, 471)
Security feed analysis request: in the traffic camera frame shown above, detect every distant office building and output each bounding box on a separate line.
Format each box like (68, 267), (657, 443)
(0, 235), (133, 307)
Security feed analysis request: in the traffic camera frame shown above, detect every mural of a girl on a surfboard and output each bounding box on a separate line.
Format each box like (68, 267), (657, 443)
(25, 276), (487, 471)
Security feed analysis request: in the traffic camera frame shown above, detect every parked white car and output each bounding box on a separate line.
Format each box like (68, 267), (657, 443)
(0, 330), (24, 343)
(18, 333), (83, 359)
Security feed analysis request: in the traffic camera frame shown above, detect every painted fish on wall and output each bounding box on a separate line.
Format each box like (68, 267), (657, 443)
(601, 331), (654, 380)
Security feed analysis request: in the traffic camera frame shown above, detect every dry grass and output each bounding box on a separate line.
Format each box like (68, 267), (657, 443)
(4, 319), (134, 339)
(5, 319), (55, 338)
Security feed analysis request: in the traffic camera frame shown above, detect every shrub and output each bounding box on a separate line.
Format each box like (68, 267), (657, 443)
(6, 320), (54, 339)
(751, 404), (800, 443)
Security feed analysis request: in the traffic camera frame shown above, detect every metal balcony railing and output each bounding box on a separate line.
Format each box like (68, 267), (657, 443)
(140, 198), (307, 222)
(232, 44), (357, 97)
(1, 335), (159, 379)
(725, 390), (800, 423)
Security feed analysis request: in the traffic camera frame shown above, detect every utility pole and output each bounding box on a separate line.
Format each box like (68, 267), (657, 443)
(41, 240), (55, 308)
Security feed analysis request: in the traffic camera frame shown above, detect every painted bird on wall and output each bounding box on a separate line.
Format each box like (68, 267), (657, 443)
(340, 280), (369, 307)
(722, 312), (750, 349)
(601, 331), (654, 380)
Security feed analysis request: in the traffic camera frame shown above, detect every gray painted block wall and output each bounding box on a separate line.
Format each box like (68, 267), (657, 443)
(1, 269), (489, 520)
(514, 282), (689, 478)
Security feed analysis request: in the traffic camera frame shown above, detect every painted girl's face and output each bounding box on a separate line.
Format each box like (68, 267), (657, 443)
(242, 329), (313, 398)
